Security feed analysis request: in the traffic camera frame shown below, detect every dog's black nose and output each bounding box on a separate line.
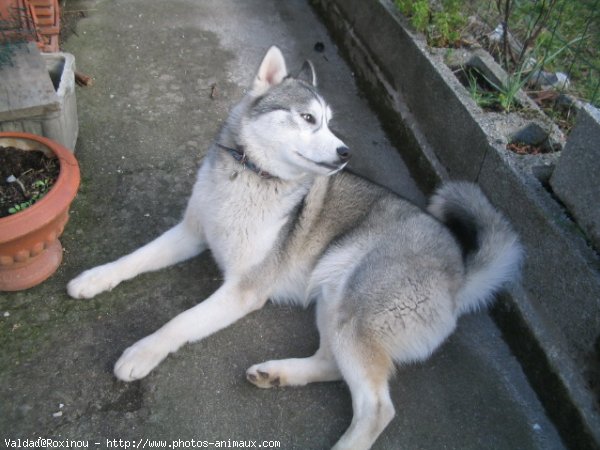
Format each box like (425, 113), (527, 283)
(337, 146), (351, 161)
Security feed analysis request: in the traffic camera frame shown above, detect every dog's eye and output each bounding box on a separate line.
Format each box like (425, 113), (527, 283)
(301, 113), (316, 124)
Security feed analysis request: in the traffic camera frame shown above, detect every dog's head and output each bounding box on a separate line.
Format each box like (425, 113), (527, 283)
(238, 46), (350, 180)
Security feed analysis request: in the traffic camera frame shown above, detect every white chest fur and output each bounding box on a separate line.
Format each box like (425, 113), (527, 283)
(183, 158), (310, 278)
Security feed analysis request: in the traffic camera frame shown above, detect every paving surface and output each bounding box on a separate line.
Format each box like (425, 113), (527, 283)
(0, 0), (565, 448)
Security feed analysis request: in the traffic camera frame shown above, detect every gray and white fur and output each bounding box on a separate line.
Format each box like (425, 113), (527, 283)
(68, 46), (523, 450)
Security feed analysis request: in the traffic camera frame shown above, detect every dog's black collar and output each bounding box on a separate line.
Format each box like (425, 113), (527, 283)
(216, 143), (274, 179)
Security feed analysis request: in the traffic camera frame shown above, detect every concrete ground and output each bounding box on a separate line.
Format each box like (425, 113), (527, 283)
(0, 0), (564, 448)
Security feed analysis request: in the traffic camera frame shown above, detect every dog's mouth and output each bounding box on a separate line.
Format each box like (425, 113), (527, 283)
(295, 152), (348, 175)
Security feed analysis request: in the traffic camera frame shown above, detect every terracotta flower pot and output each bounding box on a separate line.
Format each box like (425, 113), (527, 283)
(0, 132), (80, 291)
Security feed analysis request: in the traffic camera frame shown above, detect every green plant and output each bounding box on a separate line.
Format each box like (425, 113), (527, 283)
(394, 0), (412, 16)
(399, 0), (599, 107)
(473, 36), (581, 112)
(431, 0), (465, 46)
(411, 0), (430, 32)
(395, 0), (466, 47)
(465, 68), (500, 109)
(8, 178), (54, 214)
(468, 0), (599, 107)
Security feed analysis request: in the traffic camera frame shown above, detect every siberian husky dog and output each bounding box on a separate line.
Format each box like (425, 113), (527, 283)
(68, 47), (523, 450)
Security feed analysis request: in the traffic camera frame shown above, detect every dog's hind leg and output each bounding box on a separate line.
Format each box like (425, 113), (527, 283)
(331, 333), (395, 450)
(67, 222), (206, 299)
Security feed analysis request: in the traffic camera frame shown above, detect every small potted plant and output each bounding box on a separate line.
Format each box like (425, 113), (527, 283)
(0, 131), (79, 291)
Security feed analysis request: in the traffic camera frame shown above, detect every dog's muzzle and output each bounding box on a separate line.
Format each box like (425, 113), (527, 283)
(295, 149), (350, 175)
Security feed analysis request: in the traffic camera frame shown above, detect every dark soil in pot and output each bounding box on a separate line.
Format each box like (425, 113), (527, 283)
(0, 146), (59, 218)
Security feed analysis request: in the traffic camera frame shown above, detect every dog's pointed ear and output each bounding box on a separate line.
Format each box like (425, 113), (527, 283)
(251, 46), (288, 96)
(296, 60), (317, 87)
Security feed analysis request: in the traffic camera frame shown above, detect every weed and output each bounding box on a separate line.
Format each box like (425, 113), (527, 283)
(395, 0), (600, 107)
(395, 0), (466, 47)
(465, 68), (501, 110)
(8, 178), (54, 214)
(481, 0), (598, 106)
(470, 36), (581, 112)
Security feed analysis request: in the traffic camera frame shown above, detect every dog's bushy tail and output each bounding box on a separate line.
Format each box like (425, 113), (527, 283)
(428, 181), (524, 315)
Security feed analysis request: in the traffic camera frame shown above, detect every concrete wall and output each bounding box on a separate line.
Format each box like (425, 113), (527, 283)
(551, 104), (600, 253)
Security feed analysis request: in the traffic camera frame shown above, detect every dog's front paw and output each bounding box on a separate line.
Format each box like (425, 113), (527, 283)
(67, 264), (121, 299)
(246, 362), (284, 388)
(114, 334), (169, 382)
